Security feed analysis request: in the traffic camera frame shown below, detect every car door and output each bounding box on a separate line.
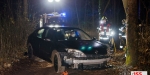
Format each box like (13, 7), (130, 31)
(39, 28), (55, 59)
(31, 28), (45, 56)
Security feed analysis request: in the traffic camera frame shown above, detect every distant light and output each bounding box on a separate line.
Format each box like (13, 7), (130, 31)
(100, 20), (106, 24)
(55, 25), (59, 27)
(110, 31), (115, 36)
(55, 0), (60, 2)
(102, 37), (109, 40)
(119, 33), (122, 35)
(47, 14), (53, 16)
(49, 24), (65, 28)
(48, 0), (53, 2)
(49, 25), (54, 27)
(100, 20), (104, 24)
(103, 27), (107, 29)
(100, 37), (109, 40)
(120, 46), (123, 49)
(62, 13), (66, 16)
(60, 13), (66, 17)
(122, 36), (126, 38)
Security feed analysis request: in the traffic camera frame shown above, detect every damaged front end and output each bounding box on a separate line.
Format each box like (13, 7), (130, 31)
(59, 49), (111, 69)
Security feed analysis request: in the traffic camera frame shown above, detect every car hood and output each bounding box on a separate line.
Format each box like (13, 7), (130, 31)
(56, 40), (108, 55)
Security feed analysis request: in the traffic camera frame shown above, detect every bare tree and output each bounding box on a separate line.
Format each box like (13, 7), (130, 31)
(125, 0), (138, 66)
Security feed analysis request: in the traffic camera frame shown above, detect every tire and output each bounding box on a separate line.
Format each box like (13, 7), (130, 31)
(53, 52), (65, 73)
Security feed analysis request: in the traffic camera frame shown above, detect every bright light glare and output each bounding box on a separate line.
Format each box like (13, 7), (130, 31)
(110, 31), (115, 36)
(119, 33), (122, 35)
(100, 20), (106, 24)
(103, 27), (107, 29)
(94, 43), (100, 47)
(48, 0), (53, 2)
(100, 20), (104, 24)
(120, 46), (123, 48)
(49, 25), (60, 27)
(100, 37), (109, 40)
(55, 0), (60, 2)
(62, 13), (66, 17)
(102, 37), (109, 40)
(49, 25), (54, 27)
(55, 25), (59, 27)
(122, 36), (126, 37)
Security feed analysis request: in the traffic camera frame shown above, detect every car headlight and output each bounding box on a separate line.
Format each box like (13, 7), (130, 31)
(66, 48), (86, 57)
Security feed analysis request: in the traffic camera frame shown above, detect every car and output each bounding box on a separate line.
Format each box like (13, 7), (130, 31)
(27, 26), (112, 73)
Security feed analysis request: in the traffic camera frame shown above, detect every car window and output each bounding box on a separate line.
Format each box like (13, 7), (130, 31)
(54, 29), (65, 41)
(51, 28), (92, 41)
(37, 29), (45, 38)
(76, 30), (92, 40)
(44, 29), (54, 40)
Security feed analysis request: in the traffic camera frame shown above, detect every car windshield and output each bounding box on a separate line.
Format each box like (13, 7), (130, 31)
(53, 28), (92, 41)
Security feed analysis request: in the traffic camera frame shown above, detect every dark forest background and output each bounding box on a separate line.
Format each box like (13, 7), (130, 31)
(0, 0), (150, 72)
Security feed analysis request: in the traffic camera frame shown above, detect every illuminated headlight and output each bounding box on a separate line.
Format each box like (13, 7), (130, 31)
(66, 49), (86, 57)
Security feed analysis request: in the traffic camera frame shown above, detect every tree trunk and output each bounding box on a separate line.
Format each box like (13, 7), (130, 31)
(24, 0), (28, 18)
(92, 0), (95, 26)
(126, 0), (138, 66)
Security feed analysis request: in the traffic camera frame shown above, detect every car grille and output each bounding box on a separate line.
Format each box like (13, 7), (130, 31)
(74, 55), (110, 60)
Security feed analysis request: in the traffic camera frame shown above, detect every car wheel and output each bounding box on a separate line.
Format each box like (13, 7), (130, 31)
(53, 52), (65, 73)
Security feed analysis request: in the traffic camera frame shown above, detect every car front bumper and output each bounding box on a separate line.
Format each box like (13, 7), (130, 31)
(62, 54), (111, 69)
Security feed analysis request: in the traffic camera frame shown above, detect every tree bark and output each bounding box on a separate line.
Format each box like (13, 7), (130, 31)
(24, 0), (28, 18)
(126, 0), (138, 66)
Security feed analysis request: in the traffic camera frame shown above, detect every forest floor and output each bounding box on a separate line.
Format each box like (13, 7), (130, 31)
(0, 50), (133, 75)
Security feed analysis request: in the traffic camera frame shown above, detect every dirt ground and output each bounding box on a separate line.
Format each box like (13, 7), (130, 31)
(0, 51), (127, 75)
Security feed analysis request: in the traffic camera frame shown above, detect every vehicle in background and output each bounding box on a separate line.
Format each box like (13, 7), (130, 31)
(38, 12), (67, 28)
